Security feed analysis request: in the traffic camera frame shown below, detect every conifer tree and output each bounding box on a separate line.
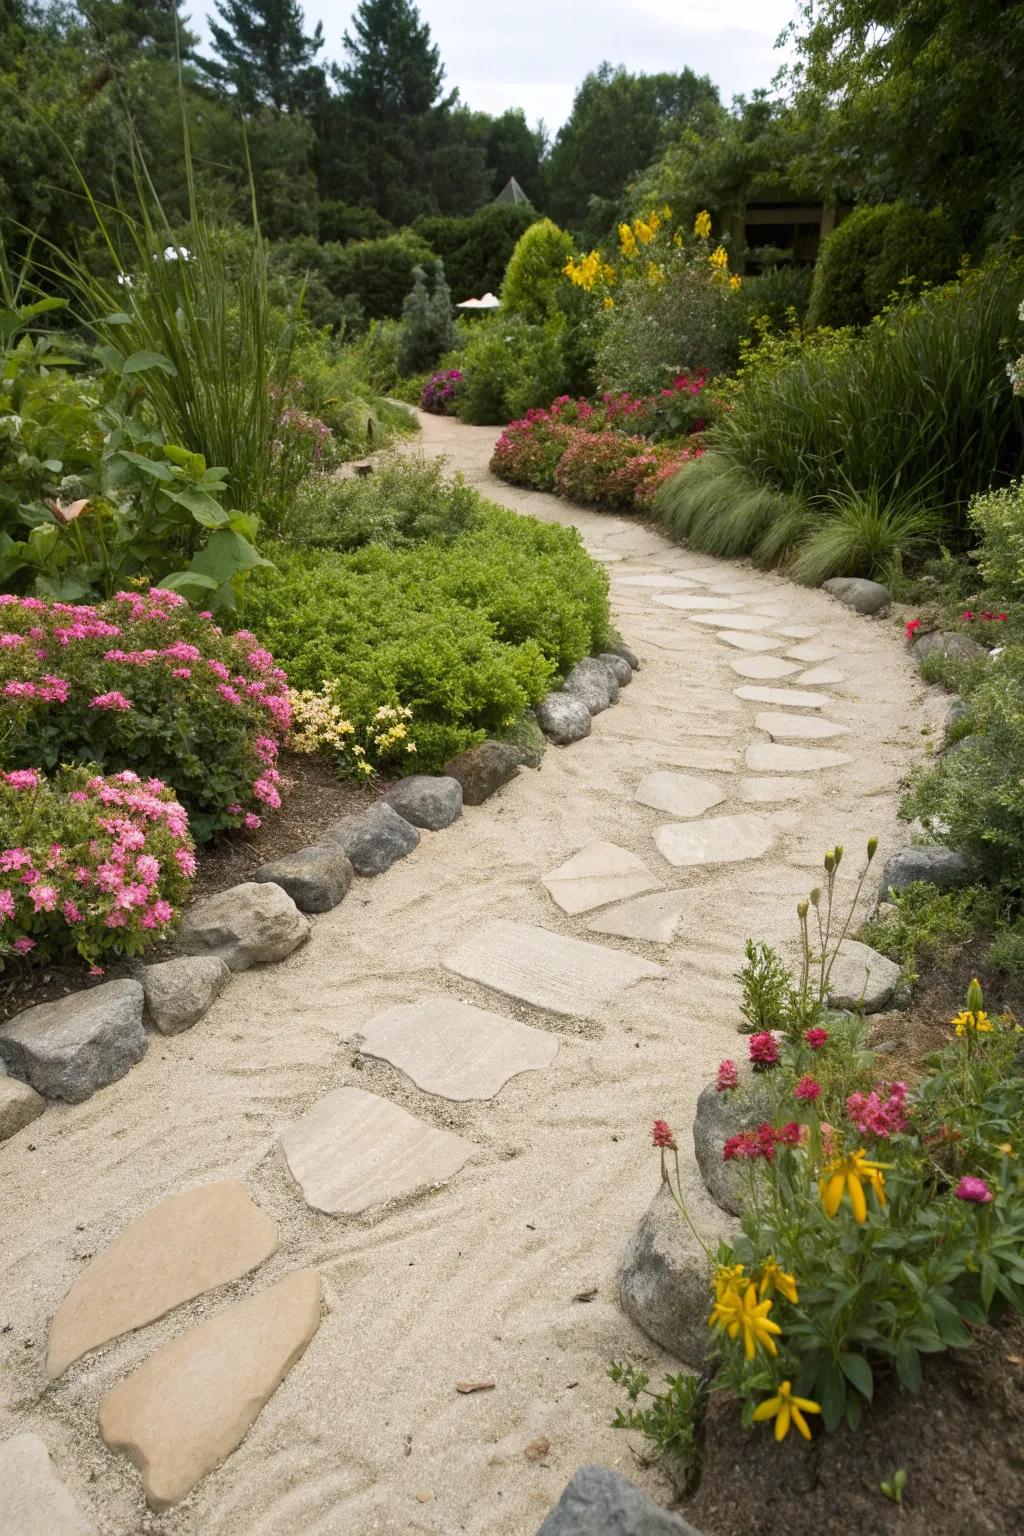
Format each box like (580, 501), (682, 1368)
(203, 0), (323, 111)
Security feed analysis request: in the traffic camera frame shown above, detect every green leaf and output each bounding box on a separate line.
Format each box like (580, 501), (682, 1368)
(163, 487), (230, 527)
(894, 1342), (922, 1394)
(818, 1362), (847, 1431)
(839, 1352), (873, 1400)
(163, 443), (206, 476)
(190, 529), (273, 584)
(117, 451), (177, 482)
(159, 569), (220, 598)
(122, 350), (177, 377)
(100, 310), (133, 324)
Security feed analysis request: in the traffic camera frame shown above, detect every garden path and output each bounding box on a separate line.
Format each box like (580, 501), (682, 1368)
(0, 415), (932, 1536)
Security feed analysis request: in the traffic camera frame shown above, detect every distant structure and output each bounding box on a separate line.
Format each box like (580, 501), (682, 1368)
(494, 176), (530, 207)
(720, 183), (852, 274)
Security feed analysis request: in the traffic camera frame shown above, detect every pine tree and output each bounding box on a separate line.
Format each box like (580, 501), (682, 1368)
(79, 1), (195, 62)
(202, 0), (323, 111)
(336, 0), (451, 122)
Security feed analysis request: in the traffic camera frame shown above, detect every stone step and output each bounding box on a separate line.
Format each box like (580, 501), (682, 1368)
(654, 813), (777, 868)
(634, 772), (726, 818)
(357, 997), (557, 1101)
(445, 920), (664, 1019)
(542, 841), (663, 915)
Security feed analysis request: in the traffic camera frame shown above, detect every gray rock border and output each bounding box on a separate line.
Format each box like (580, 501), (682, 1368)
(0, 649), (638, 1132)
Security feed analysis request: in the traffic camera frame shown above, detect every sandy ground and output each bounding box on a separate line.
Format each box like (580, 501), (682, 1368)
(0, 415), (934, 1535)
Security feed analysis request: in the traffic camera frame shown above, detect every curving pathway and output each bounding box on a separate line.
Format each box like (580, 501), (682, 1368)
(0, 414), (931, 1536)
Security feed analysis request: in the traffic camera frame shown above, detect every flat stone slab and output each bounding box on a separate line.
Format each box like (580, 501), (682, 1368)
(739, 775), (813, 803)
(688, 611), (775, 631)
(634, 771), (725, 818)
(826, 939), (901, 1012)
(357, 997), (557, 1100)
(652, 594), (744, 610)
(0, 980), (146, 1103)
(0, 1433), (97, 1536)
(776, 623), (818, 638)
(47, 1180), (278, 1379)
(735, 685), (831, 709)
(280, 1087), (473, 1214)
(798, 665), (845, 686)
(586, 889), (690, 944)
(613, 573), (696, 588)
(655, 814), (776, 868)
(746, 742), (851, 772)
(0, 1074), (45, 1140)
(716, 631), (780, 652)
(756, 711), (849, 741)
(785, 641), (840, 662)
(730, 655), (801, 679)
(542, 841), (663, 915)
(445, 920), (664, 1018)
(98, 1270), (321, 1511)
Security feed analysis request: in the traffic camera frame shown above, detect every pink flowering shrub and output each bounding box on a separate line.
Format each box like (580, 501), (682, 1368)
(0, 588), (290, 842)
(555, 429), (703, 513)
(421, 369), (464, 414)
(0, 766), (193, 967)
(490, 414), (574, 491)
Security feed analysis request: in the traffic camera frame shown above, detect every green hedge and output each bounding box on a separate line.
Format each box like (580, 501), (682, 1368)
(807, 203), (962, 330)
(271, 232), (439, 330)
(413, 204), (536, 302)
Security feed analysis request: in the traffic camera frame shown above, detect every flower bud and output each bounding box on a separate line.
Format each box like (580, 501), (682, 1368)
(823, 852), (835, 874)
(809, 887), (821, 907)
(834, 845), (844, 866)
(966, 976), (984, 1016)
(867, 836), (878, 861)
(797, 900), (809, 919)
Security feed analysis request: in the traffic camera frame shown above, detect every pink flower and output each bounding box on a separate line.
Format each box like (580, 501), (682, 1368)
(955, 1176), (993, 1204)
(716, 1059), (740, 1092)
(804, 1027), (829, 1050)
(252, 774), (281, 809)
(88, 964), (105, 977)
(11, 936), (36, 954)
(724, 1124), (777, 1163)
(207, 659), (230, 681)
(174, 847), (197, 877)
(775, 1121), (802, 1146)
(89, 691), (133, 712)
(0, 849), (31, 872)
(62, 901), (83, 924)
(0, 890), (15, 920)
(748, 1031), (779, 1069)
(135, 854), (160, 885)
(172, 667), (192, 679)
(243, 813), (261, 831)
(652, 1119), (677, 1150)
(846, 1081), (909, 1139)
(151, 899), (173, 924)
(29, 883), (58, 913)
(794, 1074), (821, 1102)
(4, 769), (39, 791)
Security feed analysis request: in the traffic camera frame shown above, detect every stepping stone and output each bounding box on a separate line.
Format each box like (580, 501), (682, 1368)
(674, 567), (725, 582)
(716, 632), (780, 652)
(785, 641), (840, 663)
(613, 573), (696, 588)
(739, 776), (813, 803)
(98, 1270), (321, 1511)
(47, 1181), (278, 1379)
(776, 623), (818, 638)
(445, 920), (664, 1019)
(687, 612), (775, 631)
(357, 998), (557, 1101)
(0, 1433), (97, 1536)
(735, 686), (831, 709)
(542, 841), (662, 915)
(755, 711), (849, 741)
(634, 771), (725, 818)
(730, 656), (801, 680)
(280, 1087), (473, 1214)
(798, 665), (845, 686)
(746, 743), (851, 772)
(652, 594), (744, 610)
(654, 814), (776, 868)
(586, 890), (691, 944)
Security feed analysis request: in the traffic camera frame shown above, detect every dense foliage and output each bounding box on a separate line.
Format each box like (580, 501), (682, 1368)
(806, 203), (962, 330)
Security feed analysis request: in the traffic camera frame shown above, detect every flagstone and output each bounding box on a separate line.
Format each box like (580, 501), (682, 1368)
(730, 655), (801, 679)
(634, 772), (726, 818)
(652, 594), (745, 610)
(357, 998), (557, 1101)
(0, 1434), (97, 1536)
(542, 841), (663, 915)
(585, 890), (691, 944)
(445, 920), (664, 1018)
(797, 665), (845, 686)
(47, 1181), (278, 1379)
(735, 686), (831, 709)
(745, 743), (851, 772)
(739, 776), (814, 803)
(687, 612), (776, 631)
(755, 711), (849, 741)
(613, 573), (698, 588)
(716, 632), (782, 653)
(280, 1087), (474, 1215)
(785, 642), (841, 663)
(98, 1270), (322, 1511)
(776, 624), (818, 638)
(654, 814), (776, 868)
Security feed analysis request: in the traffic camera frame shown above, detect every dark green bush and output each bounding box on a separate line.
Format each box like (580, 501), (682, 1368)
(453, 315), (570, 425)
(413, 205), (536, 302)
(318, 201), (393, 244)
(271, 232), (439, 330)
(398, 263), (456, 376)
(807, 203), (962, 330)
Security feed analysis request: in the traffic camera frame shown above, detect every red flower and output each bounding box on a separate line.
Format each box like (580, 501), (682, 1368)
(723, 1125), (777, 1163)
(794, 1074), (821, 1102)
(716, 1059), (740, 1092)
(963, 610), (975, 621)
(904, 618), (922, 640)
(955, 1175), (993, 1204)
(748, 1031), (780, 1069)
(652, 1119), (677, 1150)
(804, 1028), (829, 1050)
(775, 1121), (802, 1146)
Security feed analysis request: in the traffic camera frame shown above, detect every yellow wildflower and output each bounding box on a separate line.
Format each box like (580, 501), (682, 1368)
(757, 1258), (798, 1305)
(618, 223), (638, 259)
(752, 1381), (821, 1442)
(646, 261), (665, 286)
(661, 203), (672, 222)
(952, 1008), (993, 1036)
(602, 296), (615, 310)
(714, 1262), (746, 1301)
(709, 1281), (781, 1360)
(997, 1142), (1015, 1157)
(694, 209), (712, 239)
(709, 245), (729, 271)
(729, 273), (743, 291)
(819, 1149), (888, 1223)
(634, 218), (654, 246)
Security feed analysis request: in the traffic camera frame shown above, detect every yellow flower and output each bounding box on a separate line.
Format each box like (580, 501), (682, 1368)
(997, 1142), (1015, 1157)
(757, 1258), (798, 1305)
(952, 1008), (993, 1036)
(729, 274), (742, 291)
(634, 218), (654, 246)
(709, 1281), (781, 1360)
(752, 1381), (821, 1442)
(714, 1262), (746, 1301)
(709, 245), (729, 271)
(602, 296), (615, 310)
(819, 1149), (888, 1223)
(646, 260), (665, 286)
(661, 203), (672, 222)
(694, 209), (712, 239)
(618, 223), (638, 259)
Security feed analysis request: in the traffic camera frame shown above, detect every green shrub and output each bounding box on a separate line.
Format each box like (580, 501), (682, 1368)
(0, 588), (291, 842)
(736, 263), (814, 332)
(0, 766), (194, 968)
(413, 204), (536, 301)
(317, 201), (393, 244)
(969, 478), (1024, 607)
(271, 231), (438, 329)
(453, 315), (570, 425)
(788, 484), (941, 586)
(807, 203), (962, 330)
(291, 451), (484, 551)
(859, 882), (995, 983)
(398, 263), (456, 376)
(286, 328), (414, 463)
(501, 219), (576, 325)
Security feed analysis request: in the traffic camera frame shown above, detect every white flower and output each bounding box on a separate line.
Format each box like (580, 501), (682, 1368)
(158, 246), (191, 263)
(116, 272), (134, 288)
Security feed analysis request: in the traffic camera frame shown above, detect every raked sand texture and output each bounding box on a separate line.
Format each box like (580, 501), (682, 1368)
(0, 411), (932, 1536)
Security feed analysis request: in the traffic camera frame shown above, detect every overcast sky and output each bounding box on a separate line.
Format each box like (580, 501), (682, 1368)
(195, 1), (799, 130)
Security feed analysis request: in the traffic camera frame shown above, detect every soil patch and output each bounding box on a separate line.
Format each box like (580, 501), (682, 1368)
(682, 1314), (1024, 1536)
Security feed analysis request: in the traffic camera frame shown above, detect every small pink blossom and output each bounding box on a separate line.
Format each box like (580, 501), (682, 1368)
(11, 936), (36, 954)
(4, 770), (39, 791)
(955, 1176), (993, 1204)
(89, 691), (133, 712)
(804, 1027), (829, 1050)
(794, 1074), (821, 1102)
(716, 1059), (740, 1092)
(243, 813), (261, 831)
(748, 1031), (779, 1069)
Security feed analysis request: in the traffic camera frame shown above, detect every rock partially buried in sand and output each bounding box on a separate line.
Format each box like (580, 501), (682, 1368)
(504, 711), (548, 769)
(142, 955), (231, 1035)
(255, 843), (354, 912)
(598, 652), (633, 686)
(0, 1433), (98, 1536)
(877, 845), (973, 902)
(383, 774), (464, 829)
(912, 630), (988, 665)
(179, 882), (310, 970)
(442, 740), (521, 805)
(325, 802), (420, 875)
(607, 640), (640, 670)
(535, 1464), (699, 1535)
(98, 1269), (322, 1511)
(0, 980), (146, 1104)
(0, 1074), (45, 1140)
(47, 1179), (278, 1379)
(822, 576), (892, 615)
(693, 1069), (773, 1216)
(536, 691), (592, 745)
(825, 939), (901, 1013)
(562, 656), (619, 714)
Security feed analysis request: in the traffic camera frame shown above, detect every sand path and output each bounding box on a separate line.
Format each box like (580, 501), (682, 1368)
(0, 415), (932, 1535)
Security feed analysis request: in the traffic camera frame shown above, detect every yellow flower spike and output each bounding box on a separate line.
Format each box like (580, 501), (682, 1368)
(729, 273), (742, 291)
(752, 1381), (821, 1442)
(952, 1008), (993, 1036)
(757, 1258), (798, 1306)
(618, 223), (638, 259)
(709, 245), (728, 271)
(819, 1149), (888, 1222)
(694, 209), (712, 239)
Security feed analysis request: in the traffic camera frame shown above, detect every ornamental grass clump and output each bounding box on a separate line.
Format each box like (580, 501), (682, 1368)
(0, 766), (193, 968)
(0, 588), (290, 841)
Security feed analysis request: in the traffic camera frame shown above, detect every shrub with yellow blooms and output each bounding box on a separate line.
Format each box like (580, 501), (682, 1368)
(289, 683), (417, 777)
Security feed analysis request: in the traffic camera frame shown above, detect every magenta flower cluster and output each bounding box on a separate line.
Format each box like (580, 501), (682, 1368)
(846, 1081), (910, 1139)
(421, 369), (464, 414)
